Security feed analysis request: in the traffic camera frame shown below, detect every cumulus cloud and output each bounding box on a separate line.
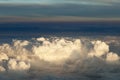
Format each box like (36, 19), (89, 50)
(0, 66), (5, 72)
(0, 53), (8, 61)
(106, 52), (120, 62)
(8, 59), (30, 71)
(89, 40), (109, 57)
(0, 37), (119, 80)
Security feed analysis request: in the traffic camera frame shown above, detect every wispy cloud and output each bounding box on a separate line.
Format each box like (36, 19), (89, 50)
(0, 0), (120, 22)
(0, 16), (120, 22)
(0, 4), (120, 18)
(0, 0), (120, 5)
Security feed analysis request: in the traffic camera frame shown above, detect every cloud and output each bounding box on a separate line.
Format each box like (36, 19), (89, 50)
(0, 0), (120, 4)
(8, 59), (30, 71)
(0, 66), (5, 72)
(0, 37), (120, 80)
(0, 0), (120, 5)
(0, 3), (120, 20)
(106, 52), (119, 62)
(89, 40), (109, 57)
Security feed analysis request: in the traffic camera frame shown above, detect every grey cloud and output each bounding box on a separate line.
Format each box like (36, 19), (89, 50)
(0, 0), (120, 6)
(66, 0), (120, 3)
(0, 4), (120, 18)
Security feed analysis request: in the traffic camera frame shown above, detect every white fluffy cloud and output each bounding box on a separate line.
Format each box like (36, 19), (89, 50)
(0, 53), (8, 61)
(8, 59), (30, 71)
(89, 40), (109, 57)
(106, 52), (120, 62)
(0, 37), (119, 80)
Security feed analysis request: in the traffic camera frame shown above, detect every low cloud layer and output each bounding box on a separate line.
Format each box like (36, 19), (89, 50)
(0, 37), (120, 80)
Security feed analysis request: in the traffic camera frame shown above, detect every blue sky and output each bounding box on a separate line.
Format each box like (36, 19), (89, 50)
(0, 0), (120, 22)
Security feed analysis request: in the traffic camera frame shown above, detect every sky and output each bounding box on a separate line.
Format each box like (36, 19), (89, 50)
(0, 0), (120, 22)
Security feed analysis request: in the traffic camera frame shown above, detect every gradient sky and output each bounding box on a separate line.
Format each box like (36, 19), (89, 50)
(0, 0), (120, 22)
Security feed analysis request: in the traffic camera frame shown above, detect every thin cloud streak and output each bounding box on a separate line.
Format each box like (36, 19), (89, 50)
(0, 16), (120, 22)
(0, 0), (120, 6)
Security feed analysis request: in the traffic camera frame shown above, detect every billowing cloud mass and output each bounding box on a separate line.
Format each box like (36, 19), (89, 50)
(0, 37), (120, 80)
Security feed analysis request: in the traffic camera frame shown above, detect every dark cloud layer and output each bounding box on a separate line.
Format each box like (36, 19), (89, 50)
(0, 3), (120, 21)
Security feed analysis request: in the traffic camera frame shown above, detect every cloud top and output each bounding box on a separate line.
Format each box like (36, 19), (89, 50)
(0, 37), (120, 80)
